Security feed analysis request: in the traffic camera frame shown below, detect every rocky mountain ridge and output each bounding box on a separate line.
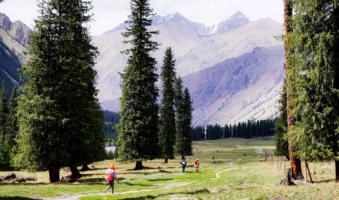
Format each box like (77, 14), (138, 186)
(183, 45), (284, 126)
(104, 11), (250, 37)
(0, 13), (28, 92)
(0, 13), (31, 47)
(94, 11), (284, 126)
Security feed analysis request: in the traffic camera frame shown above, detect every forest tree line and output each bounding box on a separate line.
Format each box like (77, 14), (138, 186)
(102, 110), (119, 140)
(192, 119), (276, 141)
(0, 0), (194, 181)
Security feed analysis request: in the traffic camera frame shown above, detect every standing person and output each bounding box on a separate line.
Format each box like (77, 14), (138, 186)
(194, 159), (200, 173)
(180, 156), (187, 173)
(105, 164), (119, 194)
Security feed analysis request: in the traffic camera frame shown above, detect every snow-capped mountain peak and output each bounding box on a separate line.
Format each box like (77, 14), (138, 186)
(104, 11), (250, 37)
(152, 12), (187, 25)
(216, 11), (250, 35)
(229, 11), (248, 20)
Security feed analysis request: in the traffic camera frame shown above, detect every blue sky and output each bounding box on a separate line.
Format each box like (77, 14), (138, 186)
(1, 0), (283, 36)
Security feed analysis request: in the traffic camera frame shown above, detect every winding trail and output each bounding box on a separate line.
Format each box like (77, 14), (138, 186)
(212, 167), (234, 180)
(41, 167), (235, 200)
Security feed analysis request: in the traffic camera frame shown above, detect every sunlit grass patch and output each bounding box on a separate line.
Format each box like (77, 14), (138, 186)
(2, 138), (339, 200)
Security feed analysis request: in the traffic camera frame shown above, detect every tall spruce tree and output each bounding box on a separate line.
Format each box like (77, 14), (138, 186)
(0, 134), (10, 170)
(7, 87), (18, 156)
(117, 0), (160, 169)
(274, 79), (288, 157)
(174, 77), (184, 155)
(0, 81), (9, 169)
(159, 47), (176, 163)
(289, 0), (339, 181)
(181, 88), (193, 155)
(283, 0), (304, 180)
(13, 0), (104, 182)
(174, 78), (193, 156)
(0, 81), (8, 136)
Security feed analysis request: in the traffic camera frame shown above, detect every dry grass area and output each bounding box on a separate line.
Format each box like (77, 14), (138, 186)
(1, 138), (339, 200)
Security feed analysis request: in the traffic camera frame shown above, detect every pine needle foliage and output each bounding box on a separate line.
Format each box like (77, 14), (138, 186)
(174, 78), (193, 156)
(14, 0), (104, 182)
(0, 81), (10, 170)
(289, 0), (339, 180)
(274, 79), (288, 156)
(117, 0), (161, 163)
(159, 47), (176, 160)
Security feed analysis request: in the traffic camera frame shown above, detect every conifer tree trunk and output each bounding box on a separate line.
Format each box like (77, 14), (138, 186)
(48, 168), (60, 183)
(334, 142), (339, 182)
(134, 161), (143, 170)
(283, 0), (304, 180)
(81, 164), (90, 171)
(335, 160), (339, 182)
(70, 166), (82, 179)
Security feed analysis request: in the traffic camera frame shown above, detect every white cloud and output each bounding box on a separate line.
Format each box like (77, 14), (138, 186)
(1, 0), (283, 36)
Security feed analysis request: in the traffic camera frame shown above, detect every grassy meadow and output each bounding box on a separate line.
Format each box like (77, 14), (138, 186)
(1, 138), (339, 200)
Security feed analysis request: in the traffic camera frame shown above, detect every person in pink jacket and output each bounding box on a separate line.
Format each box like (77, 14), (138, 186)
(105, 164), (119, 194)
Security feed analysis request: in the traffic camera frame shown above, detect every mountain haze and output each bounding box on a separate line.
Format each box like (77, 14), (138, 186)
(184, 45), (284, 126)
(94, 11), (284, 125)
(0, 11), (285, 126)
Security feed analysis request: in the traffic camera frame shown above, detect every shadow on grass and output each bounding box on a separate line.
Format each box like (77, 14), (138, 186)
(148, 177), (173, 182)
(121, 195), (156, 200)
(312, 179), (333, 183)
(123, 181), (151, 187)
(0, 182), (48, 186)
(125, 166), (173, 171)
(85, 167), (107, 170)
(70, 177), (104, 183)
(119, 172), (153, 175)
(162, 166), (176, 169)
(0, 197), (40, 200)
(80, 173), (104, 177)
(117, 188), (210, 200)
(157, 170), (173, 174)
(182, 171), (195, 174)
(70, 177), (125, 183)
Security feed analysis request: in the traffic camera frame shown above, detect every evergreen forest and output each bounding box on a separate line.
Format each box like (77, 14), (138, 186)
(2, 0), (339, 186)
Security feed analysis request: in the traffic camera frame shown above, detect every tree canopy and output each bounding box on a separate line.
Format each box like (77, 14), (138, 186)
(288, 0), (339, 180)
(117, 0), (161, 168)
(159, 47), (177, 161)
(13, 0), (104, 182)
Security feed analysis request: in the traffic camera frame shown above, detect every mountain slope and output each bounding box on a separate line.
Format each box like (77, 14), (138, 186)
(0, 40), (21, 92)
(176, 18), (283, 76)
(0, 12), (29, 63)
(0, 13), (31, 47)
(216, 11), (250, 35)
(93, 13), (206, 110)
(0, 13), (29, 92)
(94, 12), (282, 118)
(183, 45), (284, 126)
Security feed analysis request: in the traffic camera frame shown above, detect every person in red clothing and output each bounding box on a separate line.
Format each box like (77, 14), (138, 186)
(105, 164), (119, 194)
(194, 159), (200, 173)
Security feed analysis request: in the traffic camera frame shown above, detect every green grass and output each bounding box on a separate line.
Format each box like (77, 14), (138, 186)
(1, 138), (339, 200)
